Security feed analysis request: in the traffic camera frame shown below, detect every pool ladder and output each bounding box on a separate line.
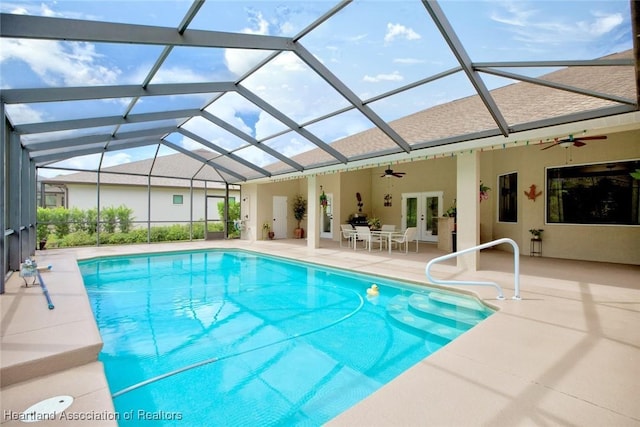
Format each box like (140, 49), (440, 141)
(425, 238), (521, 300)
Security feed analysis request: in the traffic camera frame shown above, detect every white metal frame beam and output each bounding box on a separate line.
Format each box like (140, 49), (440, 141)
(0, 13), (293, 51)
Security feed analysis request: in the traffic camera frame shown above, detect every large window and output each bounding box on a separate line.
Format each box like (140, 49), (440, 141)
(499, 172), (518, 222)
(547, 160), (640, 225)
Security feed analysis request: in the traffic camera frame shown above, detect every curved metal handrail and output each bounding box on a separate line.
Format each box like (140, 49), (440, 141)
(425, 238), (521, 300)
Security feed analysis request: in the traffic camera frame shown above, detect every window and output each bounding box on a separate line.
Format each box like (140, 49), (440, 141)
(499, 172), (518, 222)
(172, 195), (183, 205)
(547, 160), (640, 225)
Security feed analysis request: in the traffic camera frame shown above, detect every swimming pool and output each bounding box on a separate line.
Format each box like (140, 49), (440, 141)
(80, 250), (493, 426)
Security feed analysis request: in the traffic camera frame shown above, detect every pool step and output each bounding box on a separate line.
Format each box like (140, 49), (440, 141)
(407, 293), (486, 329)
(426, 292), (487, 314)
(386, 293), (490, 342)
(386, 295), (467, 344)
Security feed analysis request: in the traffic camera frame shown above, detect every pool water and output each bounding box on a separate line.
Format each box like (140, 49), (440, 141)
(80, 250), (493, 426)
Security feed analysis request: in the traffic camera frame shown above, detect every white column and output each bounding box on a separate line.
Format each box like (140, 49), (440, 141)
(307, 176), (319, 249)
(456, 151), (480, 271)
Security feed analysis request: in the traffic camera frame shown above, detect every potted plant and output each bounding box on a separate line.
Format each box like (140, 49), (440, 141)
(319, 189), (328, 212)
(445, 199), (457, 218)
(263, 222), (274, 240)
(529, 228), (544, 240)
(479, 181), (491, 202)
(367, 216), (381, 230)
(292, 194), (307, 239)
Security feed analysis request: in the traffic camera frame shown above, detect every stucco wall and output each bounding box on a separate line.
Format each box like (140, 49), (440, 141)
(248, 180), (304, 240)
(249, 129), (638, 264)
(486, 129), (639, 264)
(369, 157), (457, 227)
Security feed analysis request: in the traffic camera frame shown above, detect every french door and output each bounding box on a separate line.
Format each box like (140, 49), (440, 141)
(401, 191), (443, 242)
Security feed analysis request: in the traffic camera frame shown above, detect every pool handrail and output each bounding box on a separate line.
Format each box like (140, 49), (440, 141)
(425, 238), (521, 300)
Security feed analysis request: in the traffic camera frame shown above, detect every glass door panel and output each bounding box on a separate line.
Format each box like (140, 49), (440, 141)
(405, 196), (418, 228)
(320, 193), (333, 238)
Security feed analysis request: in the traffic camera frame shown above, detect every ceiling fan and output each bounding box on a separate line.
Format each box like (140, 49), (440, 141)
(541, 134), (607, 150)
(381, 166), (405, 178)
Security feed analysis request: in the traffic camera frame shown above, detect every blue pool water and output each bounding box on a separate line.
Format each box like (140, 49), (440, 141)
(80, 250), (493, 426)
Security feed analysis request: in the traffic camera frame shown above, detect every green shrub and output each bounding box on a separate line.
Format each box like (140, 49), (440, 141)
(116, 205), (134, 233)
(36, 207), (52, 241)
(69, 207), (87, 233)
(86, 208), (98, 235)
(50, 207), (70, 238)
(165, 224), (190, 241)
(149, 226), (168, 242)
(103, 232), (138, 245)
(36, 204), (240, 247)
(101, 206), (118, 234)
(60, 231), (96, 247)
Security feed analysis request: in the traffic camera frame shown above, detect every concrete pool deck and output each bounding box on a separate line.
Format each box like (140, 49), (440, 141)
(1, 239), (639, 426)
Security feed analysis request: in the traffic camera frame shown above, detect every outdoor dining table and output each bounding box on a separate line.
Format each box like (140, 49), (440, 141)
(371, 230), (403, 253)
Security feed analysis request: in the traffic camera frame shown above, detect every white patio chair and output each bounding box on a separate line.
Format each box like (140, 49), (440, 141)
(354, 226), (384, 251)
(380, 224), (396, 249)
(390, 227), (418, 253)
(340, 224), (355, 248)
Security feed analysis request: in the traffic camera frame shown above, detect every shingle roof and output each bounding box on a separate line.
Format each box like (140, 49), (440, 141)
(44, 149), (232, 189)
(278, 50), (636, 170)
(46, 50), (636, 184)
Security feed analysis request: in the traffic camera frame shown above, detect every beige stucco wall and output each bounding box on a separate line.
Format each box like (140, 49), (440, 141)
(339, 169), (372, 222)
(485, 129), (639, 264)
(368, 157), (457, 227)
(243, 180), (306, 240)
(250, 129), (638, 264)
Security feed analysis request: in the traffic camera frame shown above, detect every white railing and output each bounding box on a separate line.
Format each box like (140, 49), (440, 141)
(425, 238), (521, 300)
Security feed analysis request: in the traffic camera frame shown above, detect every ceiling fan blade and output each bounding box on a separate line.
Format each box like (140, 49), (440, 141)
(573, 140), (586, 148)
(381, 167), (406, 178)
(574, 135), (607, 141)
(541, 142), (559, 150)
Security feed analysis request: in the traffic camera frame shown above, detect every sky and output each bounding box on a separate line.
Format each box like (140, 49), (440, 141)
(0, 0), (633, 178)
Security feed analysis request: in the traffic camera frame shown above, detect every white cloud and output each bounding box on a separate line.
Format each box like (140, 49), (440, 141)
(37, 150), (133, 177)
(4, 104), (46, 125)
(363, 71), (403, 83)
(577, 11), (623, 36)
(101, 152), (133, 168)
(490, 2), (623, 44)
(242, 8), (270, 35)
(489, 2), (536, 27)
(0, 39), (121, 86)
(393, 58), (426, 65)
(384, 23), (421, 43)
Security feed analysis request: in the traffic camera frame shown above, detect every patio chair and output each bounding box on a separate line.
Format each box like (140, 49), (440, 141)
(390, 227), (418, 253)
(340, 224), (355, 248)
(354, 226), (384, 251)
(379, 224), (396, 249)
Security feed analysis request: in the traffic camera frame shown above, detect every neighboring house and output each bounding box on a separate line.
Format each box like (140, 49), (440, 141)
(37, 178), (66, 208)
(42, 149), (241, 228)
